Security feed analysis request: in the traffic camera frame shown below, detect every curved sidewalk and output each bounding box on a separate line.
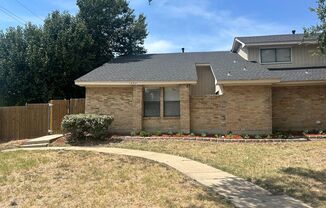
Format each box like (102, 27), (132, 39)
(4, 146), (311, 208)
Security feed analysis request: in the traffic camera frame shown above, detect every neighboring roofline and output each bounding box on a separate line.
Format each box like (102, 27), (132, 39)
(273, 80), (326, 86)
(245, 41), (317, 47)
(217, 79), (281, 86)
(75, 80), (197, 87)
(231, 37), (317, 52)
(231, 38), (245, 52)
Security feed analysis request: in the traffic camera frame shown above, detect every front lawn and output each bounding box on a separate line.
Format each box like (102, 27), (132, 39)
(0, 150), (230, 208)
(108, 140), (326, 208)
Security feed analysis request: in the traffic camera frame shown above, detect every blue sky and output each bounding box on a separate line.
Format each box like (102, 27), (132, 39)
(0, 0), (319, 53)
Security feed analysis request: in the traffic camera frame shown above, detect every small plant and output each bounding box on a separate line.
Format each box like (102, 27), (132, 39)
(139, 131), (150, 137)
(167, 130), (174, 136)
(190, 132), (195, 136)
(319, 130), (324, 134)
(176, 131), (183, 137)
(265, 134), (272, 139)
(243, 134), (250, 139)
(153, 130), (162, 136)
(130, 131), (137, 136)
(227, 131), (233, 136)
(255, 135), (262, 139)
(201, 132), (207, 137)
(214, 134), (220, 138)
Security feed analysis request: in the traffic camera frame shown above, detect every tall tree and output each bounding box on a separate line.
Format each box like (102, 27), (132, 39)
(77, 0), (148, 67)
(42, 11), (95, 100)
(305, 0), (326, 53)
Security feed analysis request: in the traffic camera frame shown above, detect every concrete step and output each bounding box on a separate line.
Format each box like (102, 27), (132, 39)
(25, 134), (63, 145)
(20, 143), (49, 148)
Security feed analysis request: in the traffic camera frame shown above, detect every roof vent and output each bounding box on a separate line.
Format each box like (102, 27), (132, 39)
(305, 70), (310, 75)
(243, 66), (247, 71)
(181, 48), (185, 53)
(292, 30), (296, 35)
(227, 72), (232, 77)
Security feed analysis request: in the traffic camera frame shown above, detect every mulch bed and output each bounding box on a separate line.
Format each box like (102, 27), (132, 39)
(111, 135), (308, 143)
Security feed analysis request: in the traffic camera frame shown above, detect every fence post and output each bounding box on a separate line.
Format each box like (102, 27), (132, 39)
(48, 102), (53, 135)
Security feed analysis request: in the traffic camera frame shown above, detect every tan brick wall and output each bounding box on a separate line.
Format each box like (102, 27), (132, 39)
(180, 85), (190, 133)
(223, 85), (273, 134)
(85, 87), (134, 133)
(143, 118), (180, 132)
(132, 86), (143, 132)
(190, 96), (226, 133)
(272, 85), (326, 131)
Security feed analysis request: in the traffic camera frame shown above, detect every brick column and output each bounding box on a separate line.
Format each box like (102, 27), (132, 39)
(180, 84), (190, 133)
(132, 86), (143, 132)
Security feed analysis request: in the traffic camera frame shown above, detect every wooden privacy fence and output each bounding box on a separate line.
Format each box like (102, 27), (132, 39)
(50, 98), (85, 133)
(0, 104), (49, 140)
(0, 98), (85, 140)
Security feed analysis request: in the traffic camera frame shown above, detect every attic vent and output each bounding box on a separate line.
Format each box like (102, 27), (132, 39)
(292, 30), (296, 34)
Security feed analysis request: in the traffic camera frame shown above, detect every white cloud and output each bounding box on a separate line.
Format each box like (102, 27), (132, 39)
(144, 0), (291, 52)
(144, 38), (177, 53)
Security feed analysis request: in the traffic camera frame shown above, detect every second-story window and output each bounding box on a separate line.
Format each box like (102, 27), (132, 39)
(260, 48), (291, 63)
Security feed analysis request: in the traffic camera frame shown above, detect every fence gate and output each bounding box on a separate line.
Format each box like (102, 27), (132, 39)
(49, 98), (85, 133)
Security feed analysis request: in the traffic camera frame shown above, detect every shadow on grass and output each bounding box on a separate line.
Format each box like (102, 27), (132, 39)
(251, 167), (326, 207)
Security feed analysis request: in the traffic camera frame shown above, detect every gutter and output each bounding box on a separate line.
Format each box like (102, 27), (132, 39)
(75, 80), (197, 87)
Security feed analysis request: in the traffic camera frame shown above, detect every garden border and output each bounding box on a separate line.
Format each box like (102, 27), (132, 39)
(111, 136), (309, 143)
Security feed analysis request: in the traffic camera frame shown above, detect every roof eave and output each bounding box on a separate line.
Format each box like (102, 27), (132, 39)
(75, 80), (197, 87)
(217, 79), (281, 86)
(245, 41), (317, 47)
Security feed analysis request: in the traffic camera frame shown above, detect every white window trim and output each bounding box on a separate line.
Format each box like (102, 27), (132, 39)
(259, 47), (293, 65)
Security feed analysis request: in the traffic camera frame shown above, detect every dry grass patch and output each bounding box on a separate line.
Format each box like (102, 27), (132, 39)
(109, 140), (326, 207)
(0, 139), (26, 151)
(0, 150), (230, 208)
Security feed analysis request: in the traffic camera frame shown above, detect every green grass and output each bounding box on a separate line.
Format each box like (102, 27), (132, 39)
(0, 150), (231, 208)
(109, 140), (326, 207)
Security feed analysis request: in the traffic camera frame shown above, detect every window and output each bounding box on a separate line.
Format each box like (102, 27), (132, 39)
(164, 87), (180, 117)
(144, 88), (160, 117)
(260, 48), (291, 63)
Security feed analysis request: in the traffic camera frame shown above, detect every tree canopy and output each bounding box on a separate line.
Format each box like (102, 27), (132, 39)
(305, 0), (326, 53)
(0, 0), (147, 106)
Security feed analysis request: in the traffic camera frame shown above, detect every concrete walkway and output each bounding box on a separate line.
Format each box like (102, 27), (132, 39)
(3, 146), (311, 208)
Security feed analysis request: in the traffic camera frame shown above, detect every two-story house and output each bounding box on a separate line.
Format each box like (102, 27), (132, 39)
(75, 33), (326, 135)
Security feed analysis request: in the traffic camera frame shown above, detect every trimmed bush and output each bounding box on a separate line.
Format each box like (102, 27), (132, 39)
(61, 114), (113, 143)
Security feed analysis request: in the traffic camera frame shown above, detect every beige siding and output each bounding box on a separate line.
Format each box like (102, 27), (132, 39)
(248, 44), (326, 68)
(190, 66), (215, 96)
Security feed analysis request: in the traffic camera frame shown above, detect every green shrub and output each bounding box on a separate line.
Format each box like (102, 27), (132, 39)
(167, 130), (174, 135)
(243, 134), (250, 139)
(214, 134), (220, 138)
(61, 114), (113, 143)
(201, 132), (207, 137)
(139, 131), (150, 137)
(254, 135), (262, 139)
(190, 132), (195, 136)
(130, 131), (137, 136)
(153, 130), (162, 136)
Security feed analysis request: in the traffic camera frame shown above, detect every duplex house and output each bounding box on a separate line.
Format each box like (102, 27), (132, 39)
(75, 33), (326, 135)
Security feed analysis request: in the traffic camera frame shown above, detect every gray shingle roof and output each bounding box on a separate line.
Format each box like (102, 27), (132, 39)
(236, 33), (317, 45)
(76, 51), (326, 83)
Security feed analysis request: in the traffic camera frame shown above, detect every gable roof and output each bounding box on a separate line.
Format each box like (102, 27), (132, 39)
(75, 51), (326, 86)
(232, 33), (318, 52)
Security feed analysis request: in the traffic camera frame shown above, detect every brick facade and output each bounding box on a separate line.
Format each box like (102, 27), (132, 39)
(85, 84), (325, 135)
(272, 85), (326, 131)
(85, 87), (134, 133)
(223, 86), (273, 134)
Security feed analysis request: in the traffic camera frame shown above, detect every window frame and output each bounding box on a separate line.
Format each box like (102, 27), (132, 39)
(260, 47), (292, 64)
(143, 88), (161, 118)
(163, 87), (180, 117)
